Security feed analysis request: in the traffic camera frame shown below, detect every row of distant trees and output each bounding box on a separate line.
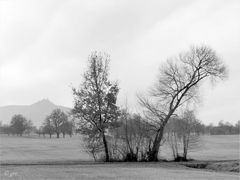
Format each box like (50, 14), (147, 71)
(0, 114), (33, 136)
(70, 45), (230, 162)
(202, 120), (240, 135)
(36, 109), (75, 138)
(1, 112), (238, 138)
(0, 109), (75, 138)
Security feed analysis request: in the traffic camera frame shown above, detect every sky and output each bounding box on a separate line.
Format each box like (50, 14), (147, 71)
(0, 0), (239, 125)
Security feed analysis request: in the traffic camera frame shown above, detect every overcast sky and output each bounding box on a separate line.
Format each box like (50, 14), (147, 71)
(0, 0), (239, 125)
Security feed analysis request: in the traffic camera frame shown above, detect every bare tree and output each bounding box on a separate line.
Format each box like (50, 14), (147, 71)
(112, 110), (154, 161)
(72, 52), (120, 162)
(35, 126), (42, 137)
(138, 45), (227, 161)
(60, 120), (74, 138)
(166, 110), (202, 161)
(83, 134), (103, 161)
(47, 109), (68, 138)
(43, 116), (55, 138)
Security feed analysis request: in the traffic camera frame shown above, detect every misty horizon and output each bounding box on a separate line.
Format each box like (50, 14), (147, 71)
(1, 0), (240, 125)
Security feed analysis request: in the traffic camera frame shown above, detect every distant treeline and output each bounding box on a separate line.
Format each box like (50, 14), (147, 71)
(199, 120), (240, 135)
(1, 114), (238, 137)
(0, 114), (33, 136)
(0, 109), (75, 138)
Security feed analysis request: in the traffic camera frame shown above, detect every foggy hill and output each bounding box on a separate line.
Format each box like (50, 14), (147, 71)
(0, 99), (71, 127)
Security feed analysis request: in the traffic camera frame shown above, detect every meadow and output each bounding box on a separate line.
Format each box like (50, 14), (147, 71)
(0, 134), (239, 163)
(0, 134), (239, 179)
(0, 134), (90, 164)
(1, 162), (239, 180)
(160, 135), (240, 161)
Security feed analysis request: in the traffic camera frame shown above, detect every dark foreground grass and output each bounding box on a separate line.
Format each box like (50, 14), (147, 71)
(1, 162), (239, 180)
(181, 160), (240, 172)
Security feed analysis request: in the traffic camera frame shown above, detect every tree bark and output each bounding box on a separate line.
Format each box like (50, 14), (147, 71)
(147, 110), (175, 161)
(57, 132), (60, 138)
(183, 135), (188, 160)
(148, 126), (165, 161)
(102, 132), (110, 162)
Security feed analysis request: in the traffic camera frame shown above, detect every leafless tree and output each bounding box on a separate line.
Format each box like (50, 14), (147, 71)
(109, 108), (157, 161)
(138, 45), (227, 161)
(43, 116), (54, 138)
(83, 134), (103, 161)
(47, 109), (68, 138)
(166, 110), (202, 161)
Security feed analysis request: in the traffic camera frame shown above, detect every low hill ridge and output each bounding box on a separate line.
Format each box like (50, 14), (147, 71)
(0, 99), (71, 127)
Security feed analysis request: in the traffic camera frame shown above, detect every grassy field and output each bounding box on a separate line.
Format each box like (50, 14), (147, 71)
(1, 163), (239, 180)
(160, 135), (240, 161)
(0, 134), (239, 163)
(0, 134), (239, 179)
(0, 134), (91, 163)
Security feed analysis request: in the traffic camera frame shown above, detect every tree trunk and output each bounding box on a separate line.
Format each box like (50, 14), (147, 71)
(63, 133), (65, 138)
(57, 132), (60, 138)
(50, 134), (52, 138)
(102, 132), (110, 162)
(148, 110), (175, 161)
(148, 127), (164, 161)
(183, 147), (187, 160)
(183, 135), (188, 160)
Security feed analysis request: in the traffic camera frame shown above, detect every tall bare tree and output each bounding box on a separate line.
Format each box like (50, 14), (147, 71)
(139, 45), (227, 161)
(72, 52), (120, 162)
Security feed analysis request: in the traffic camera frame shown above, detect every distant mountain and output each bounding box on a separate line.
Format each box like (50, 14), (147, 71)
(0, 99), (71, 127)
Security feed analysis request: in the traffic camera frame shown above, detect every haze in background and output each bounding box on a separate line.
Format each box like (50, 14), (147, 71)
(0, 0), (239, 125)
(0, 99), (70, 127)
